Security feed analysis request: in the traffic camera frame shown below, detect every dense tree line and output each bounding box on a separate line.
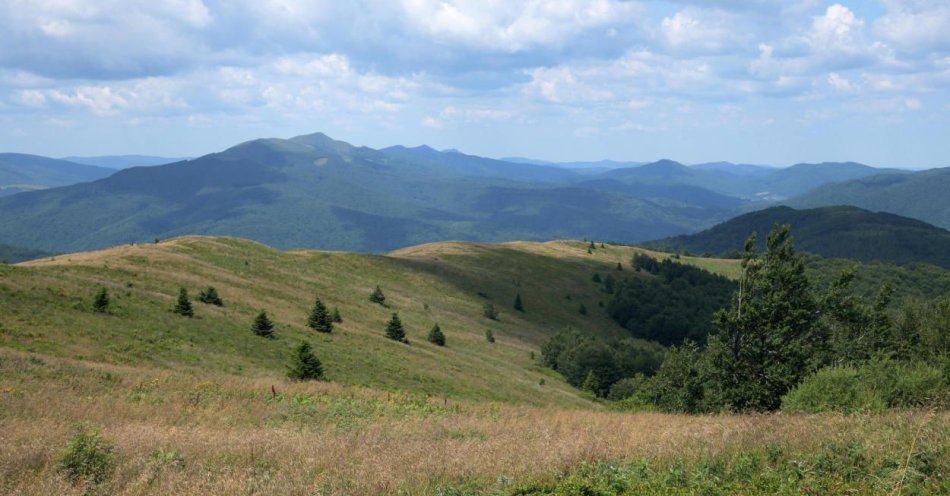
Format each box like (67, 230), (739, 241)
(541, 328), (666, 397)
(606, 254), (735, 345)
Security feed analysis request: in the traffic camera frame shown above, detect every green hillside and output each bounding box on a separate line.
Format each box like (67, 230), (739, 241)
(787, 167), (950, 229)
(0, 244), (54, 264)
(645, 205), (950, 268)
(2, 236), (724, 406)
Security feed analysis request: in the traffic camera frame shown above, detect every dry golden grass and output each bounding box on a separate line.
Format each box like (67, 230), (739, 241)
(2, 349), (946, 495)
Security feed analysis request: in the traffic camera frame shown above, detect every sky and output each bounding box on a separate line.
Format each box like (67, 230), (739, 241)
(1, 0), (948, 168)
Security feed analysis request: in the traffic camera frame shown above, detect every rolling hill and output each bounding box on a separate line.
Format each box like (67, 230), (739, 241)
(787, 167), (950, 230)
(644, 205), (950, 268)
(0, 236), (715, 405)
(0, 153), (114, 196)
(63, 155), (190, 169)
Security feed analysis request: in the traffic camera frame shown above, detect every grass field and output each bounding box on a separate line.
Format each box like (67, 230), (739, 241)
(2, 237), (947, 494)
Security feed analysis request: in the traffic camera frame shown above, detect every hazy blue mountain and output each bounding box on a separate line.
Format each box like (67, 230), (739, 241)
(62, 155), (191, 169)
(0, 133), (725, 254)
(690, 162), (776, 176)
(0, 243), (55, 263)
(0, 153), (114, 196)
(500, 156), (644, 174)
(786, 167), (950, 230)
(644, 205), (950, 268)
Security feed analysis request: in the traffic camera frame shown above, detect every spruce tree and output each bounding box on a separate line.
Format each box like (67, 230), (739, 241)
(592, 273), (601, 283)
(287, 342), (323, 381)
(485, 329), (495, 343)
(427, 323), (446, 346)
(513, 293), (524, 312)
(252, 310), (275, 338)
(589, 240), (596, 250)
(197, 287), (223, 306)
(706, 225), (824, 412)
(578, 303), (588, 316)
(331, 307), (342, 323)
(93, 287), (110, 313)
(385, 313), (407, 343)
(369, 286), (386, 305)
(174, 288), (194, 317)
(307, 297), (333, 333)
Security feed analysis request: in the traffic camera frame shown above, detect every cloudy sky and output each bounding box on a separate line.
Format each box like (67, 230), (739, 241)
(1, 0), (948, 167)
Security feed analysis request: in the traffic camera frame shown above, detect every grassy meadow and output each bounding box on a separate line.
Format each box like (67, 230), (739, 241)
(2, 237), (948, 494)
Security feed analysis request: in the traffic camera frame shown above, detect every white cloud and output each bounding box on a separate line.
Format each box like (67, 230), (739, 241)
(827, 72), (855, 92)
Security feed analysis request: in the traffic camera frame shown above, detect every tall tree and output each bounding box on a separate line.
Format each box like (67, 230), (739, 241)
(92, 287), (110, 314)
(287, 342), (323, 381)
(705, 225), (824, 411)
(385, 313), (407, 343)
(427, 323), (446, 346)
(307, 297), (333, 333)
(174, 288), (194, 317)
(252, 310), (275, 338)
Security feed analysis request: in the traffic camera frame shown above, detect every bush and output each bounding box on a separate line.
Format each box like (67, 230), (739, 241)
(781, 366), (886, 414)
(483, 302), (499, 320)
(92, 287), (109, 313)
(59, 428), (115, 484)
(782, 359), (948, 413)
(485, 329), (495, 343)
(427, 323), (446, 346)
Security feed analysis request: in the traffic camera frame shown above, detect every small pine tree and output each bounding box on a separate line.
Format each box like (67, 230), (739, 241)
(589, 240), (596, 250)
(174, 288), (194, 317)
(485, 329), (495, 343)
(369, 286), (386, 305)
(287, 342), (323, 381)
(582, 370), (601, 396)
(578, 303), (588, 316)
(587, 247), (592, 254)
(591, 273), (602, 283)
(616, 262), (623, 271)
(513, 293), (524, 312)
(427, 323), (446, 346)
(600, 243), (605, 249)
(307, 297), (333, 333)
(93, 287), (110, 313)
(252, 310), (274, 338)
(385, 313), (407, 343)
(197, 287), (223, 306)
(331, 307), (342, 323)
(483, 302), (499, 320)
(603, 274), (616, 294)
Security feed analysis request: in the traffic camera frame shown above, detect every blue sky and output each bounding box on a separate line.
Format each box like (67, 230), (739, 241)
(1, 0), (948, 167)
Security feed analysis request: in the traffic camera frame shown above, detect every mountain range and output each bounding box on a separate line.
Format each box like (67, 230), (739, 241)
(63, 155), (190, 169)
(0, 131), (942, 256)
(0, 153), (114, 196)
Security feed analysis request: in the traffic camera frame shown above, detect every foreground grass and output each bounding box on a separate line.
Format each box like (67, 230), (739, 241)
(1, 350), (947, 495)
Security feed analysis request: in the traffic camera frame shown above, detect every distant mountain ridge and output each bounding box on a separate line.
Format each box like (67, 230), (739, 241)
(644, 205), (950, 269)
(0, 132), (931, 254)
(787, 167), (950, 230)
(0, 153), (114, 196)
(62, 155), (191, 169)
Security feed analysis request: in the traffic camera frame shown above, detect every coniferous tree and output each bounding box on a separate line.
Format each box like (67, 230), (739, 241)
(513, 293), (524, 312)
(589, 240), (596, 251)
(93, 287), (110, 313)
(174, 288), (194, 317)
(427, 323), (446, 346)
(307, 297), (333, 333)
(603, 274), (616, 294)
(485, 329), (495, 343)
(197, 287), (223, 306)
(369, 286), (386, 305)
(592, 273), (602, 283)
(582, 370), (601, 396)
(252, 310), (275, 338)
(331, 307), (342, 323)
(287, 342), (323, 381)
(483, 302), (499, 320)
(706, 225), (824, 411)
(385, 313), (407, 343)
(616, 262), (623, 271)
(578, 303), (588, 316)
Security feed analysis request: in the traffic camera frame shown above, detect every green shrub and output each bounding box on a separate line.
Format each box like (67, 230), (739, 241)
(781, 366), (886, 414)
(59, 428), (115, 484)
